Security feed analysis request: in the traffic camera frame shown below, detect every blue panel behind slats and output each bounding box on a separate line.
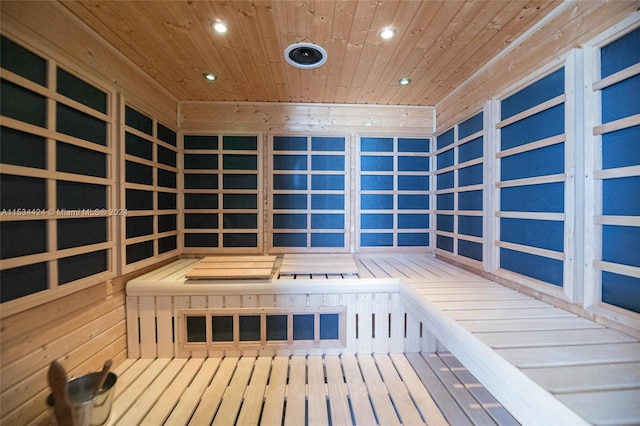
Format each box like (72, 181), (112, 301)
(273, 155), (307, 170)
(458, 164), (483, 187)
(602, 225), (640, 268)
(437, 235), (453, 252)
(223, 174), (257, 189)
(437, 193), (454, 210)
(458, 216), (482, 237)
(601, 27), (640, 78)
(602, 176), (640, 216)
(459, 240), (483, 261)
(501, 144), (564, 181)
(458, 137), (483, 162)
(602, 126), (640, 169)
(361, 175), (393, 191)
(311, 214), (344, 229)
(312, 155), (345, 171)
(361, 194), (393, 209)
(223, 135), (257, 150)
(458, 190), (482, 210)
(437, 171), (454, 190)
(501, 104), (565, 150)
(398, 214), (429, 229)
(311, 233), (344, 247)
(437, 149), (454, 169)
(501, 218), (564, 252)
(361, 156), (394, 171)
(437, 215), (454, 232)
(398, 138), (429, 152)
(437, 128), (455, 149)
(273, 233), (306, 247)
(312, 137), (345, 151)
(398, 194), (429, 209)
(273, 194), (306, 210)
(398, 175), (429, 190)
(273, 214), (307, 229)
(500, 248), (563, 286)
(223, 194), (256, 209)
(398, 233), (429, 246)
(361, 137), (393, 152)
(273, 174), (306, 190)
(274, 136), (307, 151)
(501, 68), (564, 119)
(459, 112), (483, 139)
(311, 175), (344, 190)
(361, 233), (393, 247)
(501, 183), (564, 213)
(311, 194), (344, 210)
(602, 272), (640, 314)
(361, 214), (393, 229)
(602, 75), (640, 123)
(398, 156), (429, 171)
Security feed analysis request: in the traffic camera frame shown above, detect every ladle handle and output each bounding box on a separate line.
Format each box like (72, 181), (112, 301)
(94, 360), (113, 397)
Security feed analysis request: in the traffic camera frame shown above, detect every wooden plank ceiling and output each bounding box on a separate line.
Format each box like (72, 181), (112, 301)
(60, 0), (562, 105)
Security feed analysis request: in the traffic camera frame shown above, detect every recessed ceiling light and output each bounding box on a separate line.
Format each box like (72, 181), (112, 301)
(399, 77), (411, 85)
(203, 73), (217, 81)
(213, 20), (227, 33)
(379, 27), (396, 40)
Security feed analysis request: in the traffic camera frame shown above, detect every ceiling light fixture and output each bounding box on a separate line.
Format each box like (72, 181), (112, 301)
(212, 20), (227, 33)
(284, 42), (328, 69)
(379, 27), (397, 40)
(203, 73), (217, 81)
(399, 77), (411, 85)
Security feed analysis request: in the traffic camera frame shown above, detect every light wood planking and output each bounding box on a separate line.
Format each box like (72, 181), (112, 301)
(279, 253), (359, 276)
(557, 389), (640, 426)
(523, 362), (640, 394)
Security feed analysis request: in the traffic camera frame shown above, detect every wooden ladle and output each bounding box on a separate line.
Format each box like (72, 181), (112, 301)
(47, 360), (75, 426)
(93, 360), (113, 397)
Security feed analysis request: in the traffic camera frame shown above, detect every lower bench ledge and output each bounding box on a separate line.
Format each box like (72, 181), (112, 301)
(400, 283), (590, 426)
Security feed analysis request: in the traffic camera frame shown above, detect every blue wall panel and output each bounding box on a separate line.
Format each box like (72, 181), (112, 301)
(601, 27), (640, 77)
(458, 137), (483, 162)
(500, 218), (564, 252)
(500, 183), (564, 213)
(459, 112), (484, 139)
(500, 248), (563, 286)
(602, 225), (640, 268)
(501, 68), (564, 119)
(361, 137), (393, 152)
(602, 272), (640, 313)
(602, 125), (640, 169)
(458, 240), (483, 261)
(398, 233), (429, 246)
(361, 233), (393, 247)
(602, 176), (640, 216)
(501, 144), (564, 181)
(501, 105), (565, 150)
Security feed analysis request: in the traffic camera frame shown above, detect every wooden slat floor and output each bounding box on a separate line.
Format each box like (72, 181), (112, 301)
(354, 254), (640, 426)
(106, 352), (517, 426)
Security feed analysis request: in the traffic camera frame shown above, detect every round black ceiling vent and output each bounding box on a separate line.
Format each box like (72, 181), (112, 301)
(284, 42), (327, 69)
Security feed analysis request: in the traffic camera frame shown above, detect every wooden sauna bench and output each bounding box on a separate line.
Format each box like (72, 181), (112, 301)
(126, 254), (640, 426)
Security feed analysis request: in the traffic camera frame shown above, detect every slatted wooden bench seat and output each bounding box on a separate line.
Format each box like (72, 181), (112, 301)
(399, 271), (640, 426)
(126, 254), (640, 425)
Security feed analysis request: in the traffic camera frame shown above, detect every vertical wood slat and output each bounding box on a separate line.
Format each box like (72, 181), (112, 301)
(155, 296), (173, 358)
(356, 293), (373, 354)
(126, 296), (140, 358)
(138, 296), (157, 359)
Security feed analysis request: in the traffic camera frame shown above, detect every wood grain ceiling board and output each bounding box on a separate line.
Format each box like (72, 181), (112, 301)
(59, 0), (562, 105)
